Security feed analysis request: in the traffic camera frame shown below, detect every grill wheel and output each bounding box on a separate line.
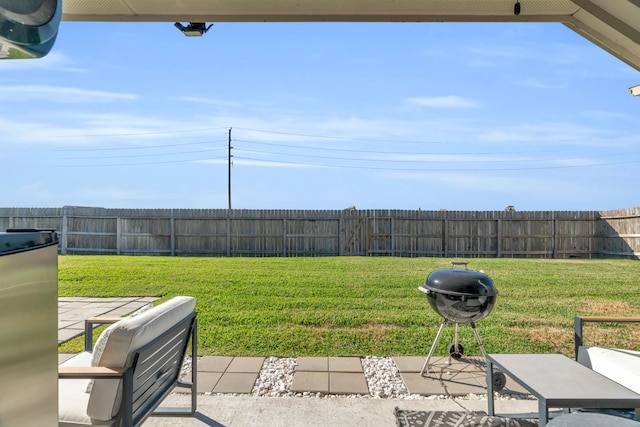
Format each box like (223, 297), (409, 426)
(447, 342), (464, 359)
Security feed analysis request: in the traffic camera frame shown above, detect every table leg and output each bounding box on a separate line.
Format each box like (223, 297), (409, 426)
(487, 359), (495, 416)
(538, 400), (548, 427)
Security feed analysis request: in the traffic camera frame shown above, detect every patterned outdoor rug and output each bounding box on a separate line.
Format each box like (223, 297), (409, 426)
(394, 409), (538, 427)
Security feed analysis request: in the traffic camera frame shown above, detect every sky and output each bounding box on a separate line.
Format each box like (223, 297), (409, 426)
(0, 20), (638, 211)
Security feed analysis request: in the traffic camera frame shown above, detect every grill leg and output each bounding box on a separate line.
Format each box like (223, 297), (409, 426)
(449, 322), (462, 363)
(420, 319), (448, 376)
(470, 321), (488, 358)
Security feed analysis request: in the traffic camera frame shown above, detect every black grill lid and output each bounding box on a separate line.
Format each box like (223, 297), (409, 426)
(422, 262), (498, 297)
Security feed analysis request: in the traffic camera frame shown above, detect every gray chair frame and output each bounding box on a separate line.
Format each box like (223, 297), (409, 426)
(60, 311), (198, 427)
(574, 316), (640, 360)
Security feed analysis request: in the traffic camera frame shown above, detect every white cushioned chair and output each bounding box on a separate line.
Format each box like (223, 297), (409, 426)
(575, 316), (640, 395)
(58, 296), (197, 427)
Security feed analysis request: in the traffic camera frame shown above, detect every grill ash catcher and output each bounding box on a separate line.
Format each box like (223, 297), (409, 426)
(418, 261), (506, 391)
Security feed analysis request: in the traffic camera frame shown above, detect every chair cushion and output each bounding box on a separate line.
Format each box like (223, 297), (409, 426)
(87, 296), (196, 421)
(91, 303), (153, 369)
(84, 322), (120, 394)
(86, 303), (153, 393)
(578, 346), (640, 394)
(59, 352), (114, 427)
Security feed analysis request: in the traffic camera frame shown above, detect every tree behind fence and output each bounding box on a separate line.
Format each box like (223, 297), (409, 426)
(1, 206), (639, 259)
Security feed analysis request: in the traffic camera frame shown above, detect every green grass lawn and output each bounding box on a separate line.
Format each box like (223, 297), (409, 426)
(58, 256), (640, 357)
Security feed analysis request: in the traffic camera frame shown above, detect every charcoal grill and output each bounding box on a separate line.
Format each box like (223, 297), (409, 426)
(418, 262), (505, 389)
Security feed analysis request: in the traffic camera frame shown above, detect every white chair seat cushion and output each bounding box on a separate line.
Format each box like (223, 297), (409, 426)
(58, 352), (114, 427)
(87, 296), (196, 421)
(578, 346), (640, 394)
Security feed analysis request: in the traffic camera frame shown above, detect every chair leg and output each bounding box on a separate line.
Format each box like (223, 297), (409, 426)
(190, 318), (197, 414)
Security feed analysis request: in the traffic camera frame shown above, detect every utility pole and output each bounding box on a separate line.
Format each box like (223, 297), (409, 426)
(228, 127), (232, 210)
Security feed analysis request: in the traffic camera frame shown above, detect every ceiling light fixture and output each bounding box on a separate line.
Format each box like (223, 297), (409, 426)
(174, 22), (213, 37)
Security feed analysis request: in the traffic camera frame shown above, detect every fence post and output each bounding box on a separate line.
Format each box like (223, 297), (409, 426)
(391, 217), (396, 256)
(496, 218), (501, 257)
(226, 213), (231, 257)
(338, 214), (344, 256)
(552, 214), (557, 259)
(60, 207), (67, 255)
(364, 215), (369, 256)
(283, 218), (287, 257)
(589, 214), (594, 259)
(170, 209), (175, 257)
(116, 216), (121, 256)
(443, 213), (449, 257)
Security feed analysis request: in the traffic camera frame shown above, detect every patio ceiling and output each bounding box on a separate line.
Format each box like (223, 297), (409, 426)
(60, 0), (640, 72)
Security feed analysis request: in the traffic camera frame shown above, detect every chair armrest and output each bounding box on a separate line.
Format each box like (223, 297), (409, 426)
(577, 316), (640, 323)
(574, 316), (640, 360)
(59, 366), (125, 379)
(84, 316), (123, 351)
(85, 316), (123, 324)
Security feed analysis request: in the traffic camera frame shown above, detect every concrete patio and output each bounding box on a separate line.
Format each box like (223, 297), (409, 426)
(58, 297), (538, 426)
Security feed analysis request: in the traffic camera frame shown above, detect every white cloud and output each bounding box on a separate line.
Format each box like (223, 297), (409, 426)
(382, 169), (588, 203)
(0, 85), (137, 103)
(465, 46), (523, 59)
(517, 78), (569, 89)
(201, 114), (404, 142)
(405, 96), (480, 109)
(173, 96), (243, 107)
(462, 41), (591, 67)
(381, 153), (527, 164)
(0, 113), (227, 147)
(581, 110), (635, 120)
(201, 157), (322, 169)
(0, 51), (85, 72)
(43, 186), (168, 208)
(476, 121), (621, 147)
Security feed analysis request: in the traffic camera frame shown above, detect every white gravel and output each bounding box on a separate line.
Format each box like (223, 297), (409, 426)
(361, 356), (408, 398)
(253, 357), (297, 397)
(181, 356), (532, 400)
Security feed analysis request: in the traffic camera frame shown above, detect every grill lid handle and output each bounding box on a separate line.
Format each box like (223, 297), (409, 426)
(450, 261), (469, 270)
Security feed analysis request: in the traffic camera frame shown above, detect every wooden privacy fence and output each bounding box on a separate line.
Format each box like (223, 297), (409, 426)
(1, 206), (639, 259)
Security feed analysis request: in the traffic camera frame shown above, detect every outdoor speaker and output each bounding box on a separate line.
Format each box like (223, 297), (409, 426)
(0, 0), (61, 59)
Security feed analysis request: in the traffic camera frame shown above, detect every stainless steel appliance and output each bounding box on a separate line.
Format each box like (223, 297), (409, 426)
(0, 229), (58, 426)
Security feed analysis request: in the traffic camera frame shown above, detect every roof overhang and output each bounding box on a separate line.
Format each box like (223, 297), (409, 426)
(60, 0), (640, 72)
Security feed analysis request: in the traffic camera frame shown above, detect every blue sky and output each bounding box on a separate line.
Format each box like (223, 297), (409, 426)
(1, 21), (638, 211)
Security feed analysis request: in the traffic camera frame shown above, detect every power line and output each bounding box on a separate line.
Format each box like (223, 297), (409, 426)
(232, 126), (612, 147)
(234, 147), (600, 165)
(27, 155), (228, 168)
(234, 138), (576, 156)
(51, 147), (227, 160)
(233, 155), (640, 172)
(21, 138), (228, 152)
(6, 124), (634, 173)
(43, 126), (230, 139)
